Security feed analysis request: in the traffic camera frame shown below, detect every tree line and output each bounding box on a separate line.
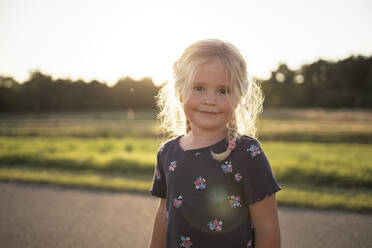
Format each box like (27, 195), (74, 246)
(0, 74), (158, 112)
(262, 55), (372, 108)
(0, 54), (371, 112)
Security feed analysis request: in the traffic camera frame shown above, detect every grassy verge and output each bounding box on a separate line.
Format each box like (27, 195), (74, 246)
(0, 136), (160, 174)
(0, 167), (152, 193)
(1, 167), (372, 213)
(277, 183), (372, 213)
(1, 135), (372, 213)
(1, 137), (371, 188)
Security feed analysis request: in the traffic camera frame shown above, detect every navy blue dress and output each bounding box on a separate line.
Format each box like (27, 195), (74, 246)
(150, 135), (281, 248)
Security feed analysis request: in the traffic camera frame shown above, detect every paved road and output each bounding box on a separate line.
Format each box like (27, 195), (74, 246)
(1, 182), (372, 248)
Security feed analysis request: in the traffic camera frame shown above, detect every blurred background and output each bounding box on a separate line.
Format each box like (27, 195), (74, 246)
(1, 0), (372, 213)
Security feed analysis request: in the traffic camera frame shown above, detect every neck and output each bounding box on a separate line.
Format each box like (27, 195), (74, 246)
(184, 126), (227, 147)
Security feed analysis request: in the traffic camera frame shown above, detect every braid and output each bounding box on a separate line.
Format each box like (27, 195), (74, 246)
(186, 119), (191, 133)
(211, 115), (239, 161)
(227, 116), (238, 143)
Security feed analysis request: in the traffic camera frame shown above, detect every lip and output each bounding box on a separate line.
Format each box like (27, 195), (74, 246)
(198, 110), (218, 114)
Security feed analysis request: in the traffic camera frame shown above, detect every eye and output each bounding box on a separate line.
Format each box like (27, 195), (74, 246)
(218, 88), (229, 95)
(193, 86), (205, 92)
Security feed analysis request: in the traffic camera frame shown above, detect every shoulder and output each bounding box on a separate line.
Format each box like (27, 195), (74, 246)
(157, 136), (180, 154)
(234, 135), (273, 176)
(237, 135), (260, 144)
(231, 135), (265, 162)
(236, 135), (262, 151)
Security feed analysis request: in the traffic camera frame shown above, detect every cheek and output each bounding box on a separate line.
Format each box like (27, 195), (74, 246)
(182, 101), (195, 115)
(220, 98), (235, 112)
(226, 98), (239, 114)
(221, 102), (237, 121)
(184, 94), (200, 107)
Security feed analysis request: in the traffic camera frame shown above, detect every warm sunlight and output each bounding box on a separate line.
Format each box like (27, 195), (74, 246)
(1, 2), (372, 248)
(0, 0), (371, 86)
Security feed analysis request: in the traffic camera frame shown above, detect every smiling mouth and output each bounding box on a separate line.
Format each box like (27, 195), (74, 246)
(198, 110), (218, 114)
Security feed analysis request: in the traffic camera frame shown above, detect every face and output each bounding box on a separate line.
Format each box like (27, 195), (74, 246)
(181, 59), (237, 134)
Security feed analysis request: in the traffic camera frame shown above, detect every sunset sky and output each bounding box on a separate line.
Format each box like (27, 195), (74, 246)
(1, 0), (371, 86)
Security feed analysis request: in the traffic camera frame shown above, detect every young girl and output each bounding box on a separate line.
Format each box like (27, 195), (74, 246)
(149, 39), (281, 248)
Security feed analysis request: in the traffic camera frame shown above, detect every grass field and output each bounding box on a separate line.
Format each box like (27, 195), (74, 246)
(1, 108), (372, 212)
(1, 109), (371, 142)
(1, 137), (371, 188)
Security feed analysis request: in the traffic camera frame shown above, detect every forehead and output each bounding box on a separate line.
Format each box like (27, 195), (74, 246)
(193, 59), (230, 87)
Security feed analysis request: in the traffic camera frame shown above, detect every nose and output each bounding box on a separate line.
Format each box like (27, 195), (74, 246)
(202, 91), (217, 105)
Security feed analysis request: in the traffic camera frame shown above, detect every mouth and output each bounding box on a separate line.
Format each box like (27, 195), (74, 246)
(198, 110), (219, 115)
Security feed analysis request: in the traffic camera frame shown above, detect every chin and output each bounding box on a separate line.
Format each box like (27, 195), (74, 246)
(193, 123), (227, 132)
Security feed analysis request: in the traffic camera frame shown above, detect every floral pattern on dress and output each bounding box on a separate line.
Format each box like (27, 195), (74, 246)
(168, 160), (177, 171)
(221, 161), (233, 173)
(207, 219), (223, 232)
(194, 176), (207, 190)
(227, 195), (242, 208)
(247, 144), (261, 157)
(180, 236), (193, 247)
(247, 238), (253, 247)
(234, 173), (242, 182)
(173, 195), (183, 208)
(155, 169), (161, 180)
(150, 136), (282, 247)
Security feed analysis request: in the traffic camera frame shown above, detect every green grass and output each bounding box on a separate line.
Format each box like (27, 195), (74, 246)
(277, 183), (372, 213)
(1, 167), (371, 213)
(0, 136), (161, 174)
(0, 167), (152, 193)
(263, 141), (372, 188)
(1, 109), (372, 212)
(1, 137), (371, 188)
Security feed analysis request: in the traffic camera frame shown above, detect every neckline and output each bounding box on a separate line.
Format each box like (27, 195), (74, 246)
(175, 135), (227, 152)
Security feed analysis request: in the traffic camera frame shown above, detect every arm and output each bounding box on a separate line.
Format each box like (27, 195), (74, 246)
(249, 194), (281, 248)
(148, 198), (167, 248)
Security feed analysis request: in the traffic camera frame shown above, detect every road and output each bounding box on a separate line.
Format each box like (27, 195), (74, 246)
(1, 182), (371, 248)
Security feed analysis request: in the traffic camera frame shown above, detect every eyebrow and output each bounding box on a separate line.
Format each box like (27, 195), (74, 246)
(193, 81), (230, 88)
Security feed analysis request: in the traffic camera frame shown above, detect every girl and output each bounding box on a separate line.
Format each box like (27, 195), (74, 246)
(149, 39), (281, 248)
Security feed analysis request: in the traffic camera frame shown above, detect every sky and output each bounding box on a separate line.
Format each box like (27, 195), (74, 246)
(1, 0), (371, 86)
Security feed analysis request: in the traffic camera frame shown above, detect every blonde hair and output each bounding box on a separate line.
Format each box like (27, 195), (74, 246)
(156, 39), (264, 161)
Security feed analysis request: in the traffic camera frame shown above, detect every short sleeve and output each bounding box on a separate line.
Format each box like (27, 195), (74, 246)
(241, 139), (281, 205)
(150, 148), (167, 198)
